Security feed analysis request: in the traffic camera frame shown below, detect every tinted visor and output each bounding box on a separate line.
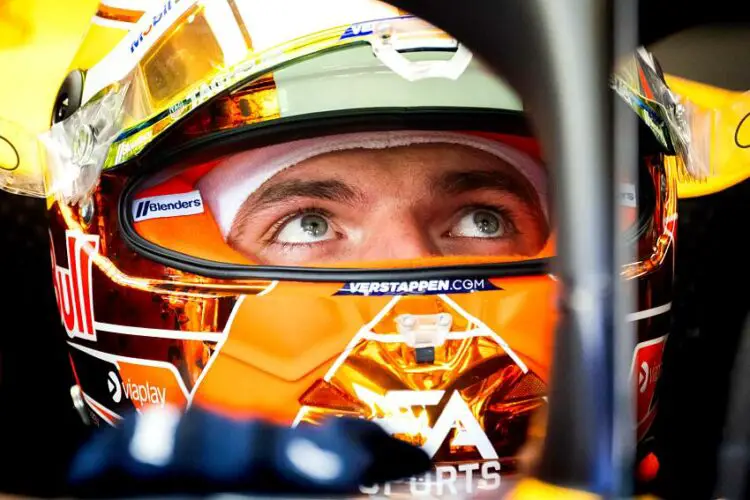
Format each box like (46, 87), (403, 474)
(119, 50), (672, 277)
(127, 130), (551, 270)
(114, 37), (560, 275)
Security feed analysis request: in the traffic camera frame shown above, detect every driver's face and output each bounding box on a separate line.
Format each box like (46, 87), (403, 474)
(227, 143), (548, 265)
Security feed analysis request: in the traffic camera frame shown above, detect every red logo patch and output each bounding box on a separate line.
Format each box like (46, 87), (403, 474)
(632, 335), (667, 440)
(50, 230), (99, 341)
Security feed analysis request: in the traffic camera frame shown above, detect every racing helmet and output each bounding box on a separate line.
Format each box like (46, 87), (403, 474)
(0, 0), (690, 488)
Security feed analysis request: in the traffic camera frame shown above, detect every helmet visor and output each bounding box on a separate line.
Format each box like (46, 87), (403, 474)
(115, 40), (675, 275)
(112, 31), (558, 272)
(126, 129), (552, 270)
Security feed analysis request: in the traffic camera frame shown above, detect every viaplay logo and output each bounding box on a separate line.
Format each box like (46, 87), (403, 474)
(132, 191), (204, 222)
(107, 371), (122, 403)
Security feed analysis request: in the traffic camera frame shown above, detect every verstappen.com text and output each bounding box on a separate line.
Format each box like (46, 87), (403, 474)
(360, 461), (501, 496)
(336, 278), (500, 296)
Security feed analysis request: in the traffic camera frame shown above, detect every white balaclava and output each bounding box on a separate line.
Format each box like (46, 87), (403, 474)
(196, 130), (547, 239)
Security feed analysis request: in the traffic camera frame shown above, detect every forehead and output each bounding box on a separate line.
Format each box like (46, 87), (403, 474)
(274, 143), (517, 177)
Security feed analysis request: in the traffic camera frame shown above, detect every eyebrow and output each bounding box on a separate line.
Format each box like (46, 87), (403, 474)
(434, 169), (540, 207)
(251, 179), (364, 207)
(230, 179), (364, 240)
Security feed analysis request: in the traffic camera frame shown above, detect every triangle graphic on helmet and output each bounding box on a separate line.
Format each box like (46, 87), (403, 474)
(290, 292), (536, 462)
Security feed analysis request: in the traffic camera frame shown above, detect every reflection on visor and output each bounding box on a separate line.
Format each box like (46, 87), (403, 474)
(107, 6), (449, 155)
(140, 9), (225, 107)
(174, 44), (521, 140)
(34, 12), (520, 204)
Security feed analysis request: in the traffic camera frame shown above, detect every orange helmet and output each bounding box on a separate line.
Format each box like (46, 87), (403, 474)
(0, 0), (688, 492)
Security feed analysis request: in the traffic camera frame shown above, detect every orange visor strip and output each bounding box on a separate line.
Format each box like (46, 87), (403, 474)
(58, 202), (272, 298)
(95, 4), (145, 24)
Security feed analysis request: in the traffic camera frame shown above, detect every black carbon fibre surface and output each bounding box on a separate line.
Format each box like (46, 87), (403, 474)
(0, 192), (90, 496)
(650, 178), (750, 499)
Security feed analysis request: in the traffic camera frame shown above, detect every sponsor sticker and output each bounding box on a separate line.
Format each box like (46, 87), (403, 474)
(340, 20), (376, 39)
(115, 129), (153, 164)
(335, 278), (501, 296)
(51, 230), (99, 342)
(360, 460), (501, 496)
(620, 182), (637, 207)
(340, 15), (413, 40)
(117, 360), (188, 410)
(68, 348), (132, 415)
(132, 190), (204, 222)
(128, 0), (188, 55)
(355, 387), (502, 496)
(631, 334), (667, 440)
(69, 343), (191, 422)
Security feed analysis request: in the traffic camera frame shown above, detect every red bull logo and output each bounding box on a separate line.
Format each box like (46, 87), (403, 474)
(50, 230), (99, 341)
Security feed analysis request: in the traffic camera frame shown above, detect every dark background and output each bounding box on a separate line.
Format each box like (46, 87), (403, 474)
(0, 193), (89, 495)
(648, 26), (750, 499)
(1, 21), (750, 499)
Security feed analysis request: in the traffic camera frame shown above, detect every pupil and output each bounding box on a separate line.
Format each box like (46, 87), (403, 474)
(473, 211), (499, 234)
(301, 215), (327, 236)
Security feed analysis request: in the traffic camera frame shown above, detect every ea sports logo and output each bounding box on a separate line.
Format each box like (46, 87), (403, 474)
(108, 371), (122, 403)
(352, 386), (499, 460)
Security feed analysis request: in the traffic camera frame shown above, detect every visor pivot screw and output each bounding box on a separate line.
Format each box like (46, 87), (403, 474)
(375, 23), (393, 43)
(70, 385), (90, 425)
(674, 102), (685, 119)
(80, 197), (95, 225)
(438, 313), (452, 327)
(72, 124), (95, 166)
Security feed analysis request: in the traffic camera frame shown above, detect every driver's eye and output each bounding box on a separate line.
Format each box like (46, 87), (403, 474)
(450, 208), (509, 238)
(274, 213), (334, 244)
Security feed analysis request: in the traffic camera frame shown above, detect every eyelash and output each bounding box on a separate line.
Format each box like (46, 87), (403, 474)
(265, 206), (336, 247)
(263, 203), (520, 249)
(452, 204), (520, 237)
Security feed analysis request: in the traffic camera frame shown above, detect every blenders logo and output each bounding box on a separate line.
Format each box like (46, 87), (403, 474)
(132, 191), (204, 222)
(335, 279), (500, 296)
(50, 231), (99, 342)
